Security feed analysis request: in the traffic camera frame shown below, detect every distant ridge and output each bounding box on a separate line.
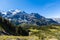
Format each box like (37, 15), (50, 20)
(52, 18), (60, 23)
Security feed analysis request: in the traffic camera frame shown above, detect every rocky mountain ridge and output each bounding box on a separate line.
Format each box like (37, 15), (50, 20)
(0, 9), (59, 26)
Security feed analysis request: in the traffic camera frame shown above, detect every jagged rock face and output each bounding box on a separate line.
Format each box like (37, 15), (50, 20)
(0, 9), (59, 25)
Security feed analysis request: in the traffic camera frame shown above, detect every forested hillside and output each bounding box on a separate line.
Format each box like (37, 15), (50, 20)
(0, 17), (29, 36)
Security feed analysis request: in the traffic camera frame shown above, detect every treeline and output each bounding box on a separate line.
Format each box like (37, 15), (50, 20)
(0, 17), (29, 36)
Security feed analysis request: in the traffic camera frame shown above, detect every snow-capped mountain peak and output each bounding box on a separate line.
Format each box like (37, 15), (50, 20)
(8, 9), (22, 15)
(15, 9), (21, 12)
(12, 9), (21, 15)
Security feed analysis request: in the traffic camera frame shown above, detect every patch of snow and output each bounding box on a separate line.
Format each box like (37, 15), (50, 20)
(9, 9), (22, 15)
(15, 9), (21, 13)
(2, 12), (7, 15)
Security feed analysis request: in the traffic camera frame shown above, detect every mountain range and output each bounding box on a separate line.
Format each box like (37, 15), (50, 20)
(0, 9), (60, 26)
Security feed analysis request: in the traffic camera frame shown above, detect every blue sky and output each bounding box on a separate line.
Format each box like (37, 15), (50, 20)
(0, 0), (60, 18)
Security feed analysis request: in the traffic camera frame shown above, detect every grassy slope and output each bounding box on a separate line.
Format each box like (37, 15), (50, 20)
(29, 25), (60, 40)
(0, 25), (60, 40)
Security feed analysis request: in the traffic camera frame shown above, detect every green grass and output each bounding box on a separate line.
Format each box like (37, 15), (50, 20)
(0, 25), (60, 40)
(29, 25), (60, 40)
(0, 35), (39, 40)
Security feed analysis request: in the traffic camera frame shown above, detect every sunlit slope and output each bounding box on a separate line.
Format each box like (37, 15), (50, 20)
(29, 25), (60, 40)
